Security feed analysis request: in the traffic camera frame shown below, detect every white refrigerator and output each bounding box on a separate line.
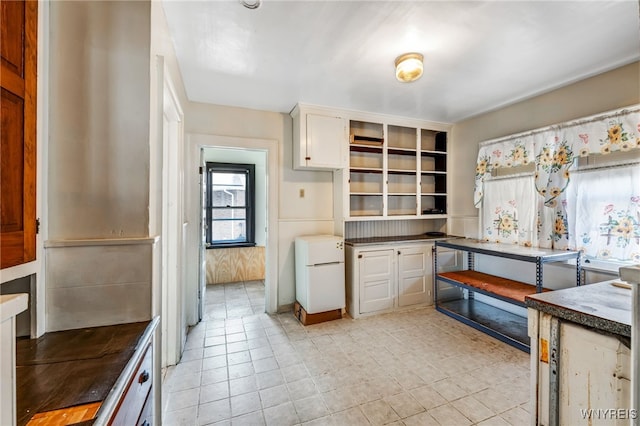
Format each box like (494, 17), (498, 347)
(295, 235), (345, 314)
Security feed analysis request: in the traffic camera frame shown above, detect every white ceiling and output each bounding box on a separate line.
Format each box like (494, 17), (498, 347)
(162, 0), (640, 123)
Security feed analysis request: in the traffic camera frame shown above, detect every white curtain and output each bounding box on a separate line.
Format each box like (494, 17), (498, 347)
(475, 106), (640, 252)
(474, 107), (640, 209)
(482, 176), (552, 247)
(566, 164), (640, 262)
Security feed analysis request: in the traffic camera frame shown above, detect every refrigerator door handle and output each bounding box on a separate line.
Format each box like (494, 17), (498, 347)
(311, 261), (343, 266)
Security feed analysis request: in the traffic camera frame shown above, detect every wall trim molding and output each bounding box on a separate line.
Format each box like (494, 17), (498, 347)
(44, 237), (160, 248)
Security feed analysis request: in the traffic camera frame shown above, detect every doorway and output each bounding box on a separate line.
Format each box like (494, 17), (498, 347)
(186, 134), (279, 328)
(201, 147), (267, 318)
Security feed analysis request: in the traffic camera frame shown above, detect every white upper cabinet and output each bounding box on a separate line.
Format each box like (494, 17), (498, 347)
(291, 104), (348, 170)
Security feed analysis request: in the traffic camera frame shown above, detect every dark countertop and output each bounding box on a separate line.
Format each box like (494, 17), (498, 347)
(16, 321), (154, 426)
(345, 234), (457, 246)
(525, 280), (632, 337)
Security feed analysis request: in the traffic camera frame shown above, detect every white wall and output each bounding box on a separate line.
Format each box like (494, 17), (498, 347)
(185, 103), (334, 309)
(149, 1), (190, 291)
(42, 1), (156, 332)
(48, 1), (151, 239)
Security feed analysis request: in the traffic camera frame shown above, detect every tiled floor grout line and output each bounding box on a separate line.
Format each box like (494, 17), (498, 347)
(162, 280), (530, 426)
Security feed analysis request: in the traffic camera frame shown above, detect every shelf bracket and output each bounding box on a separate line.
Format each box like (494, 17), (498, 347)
(576, 252), (582, 286)
(535, 258), (543, 293)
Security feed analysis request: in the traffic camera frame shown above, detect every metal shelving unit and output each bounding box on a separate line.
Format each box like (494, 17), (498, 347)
(433, 239), (582, 352)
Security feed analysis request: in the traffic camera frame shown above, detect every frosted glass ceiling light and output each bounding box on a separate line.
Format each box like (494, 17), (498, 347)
(395, 53), (423, 83)
(241, 0), (261, 9)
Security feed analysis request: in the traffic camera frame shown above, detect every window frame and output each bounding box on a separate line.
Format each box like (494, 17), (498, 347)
(205, 162), (256, 249)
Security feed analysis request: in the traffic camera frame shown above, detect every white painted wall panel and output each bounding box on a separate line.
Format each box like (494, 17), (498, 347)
(45, 240), (155, 332)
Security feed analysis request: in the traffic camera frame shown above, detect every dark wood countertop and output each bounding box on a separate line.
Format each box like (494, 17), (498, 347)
(345, 234), (455, 246)
(525, 280), (632, 337)
(16, 321), (152, 426)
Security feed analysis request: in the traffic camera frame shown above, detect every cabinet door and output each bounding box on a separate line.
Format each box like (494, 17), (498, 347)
(534, 320), (632, 425)
(306, 113), (347, 169)
(358, 249), (394, 314)
(397, 246), (431, 307)
(1, 1), (38, 269)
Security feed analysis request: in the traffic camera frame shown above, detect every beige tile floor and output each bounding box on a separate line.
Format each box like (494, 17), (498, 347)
(162, 281), (531, 425)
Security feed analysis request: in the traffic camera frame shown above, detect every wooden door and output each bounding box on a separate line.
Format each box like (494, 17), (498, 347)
(1, 0), (37, 269)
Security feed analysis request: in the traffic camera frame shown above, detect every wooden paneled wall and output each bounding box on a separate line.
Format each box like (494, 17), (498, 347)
(206, 246), (265, 284)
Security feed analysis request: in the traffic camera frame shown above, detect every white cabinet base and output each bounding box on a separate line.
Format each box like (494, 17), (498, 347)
(346, 242), (433, 319)
(529, 309), (632, 426)
(1, 293), (28, 426)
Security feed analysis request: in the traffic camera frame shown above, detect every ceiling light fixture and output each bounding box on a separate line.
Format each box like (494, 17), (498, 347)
(241, 0), (261, 9)
(395, 53), (423, 83)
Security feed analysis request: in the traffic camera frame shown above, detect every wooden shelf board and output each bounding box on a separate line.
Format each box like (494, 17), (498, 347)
(350, 168), (383, 173)
(350, 144), (383, 153)
(438, 270), (548, 305)
(387, 169), (416, 174)
(26, 402), (101, 425)
(388, 147), (417, 155)
(350, 135), (384, 145)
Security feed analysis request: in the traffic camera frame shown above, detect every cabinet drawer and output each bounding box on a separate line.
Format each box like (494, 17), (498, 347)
(109, 343), (153, 425)
(137, 388), (154, 426)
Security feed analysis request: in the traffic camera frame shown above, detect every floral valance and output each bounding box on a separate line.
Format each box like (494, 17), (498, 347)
(474, 106), (640, 208)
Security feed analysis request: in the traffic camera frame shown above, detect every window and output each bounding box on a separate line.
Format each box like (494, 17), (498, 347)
(566, 163), (640, 263)
(482, 160), (640, 263)
(205, 162), (255, 248)
(476, 106), (640, 265)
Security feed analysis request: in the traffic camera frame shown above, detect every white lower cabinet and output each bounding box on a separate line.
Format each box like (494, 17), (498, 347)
(358, 249), (395, 314)
(397, 246), (430, 307)
(346, 243), (432, 318)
